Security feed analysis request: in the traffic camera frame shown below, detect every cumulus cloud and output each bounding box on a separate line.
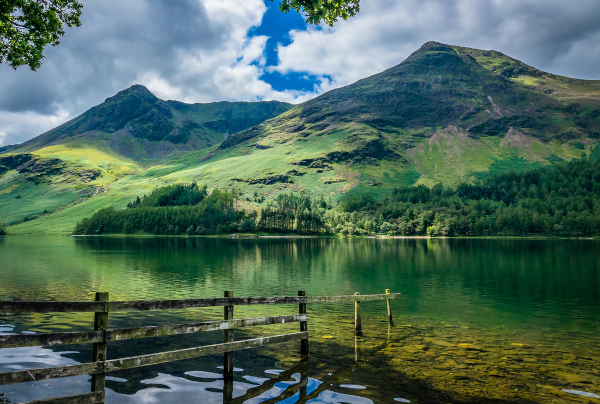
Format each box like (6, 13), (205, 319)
(0, 0), (312, 145)
(0, 109), (72, 146)
(272, 0), (600, 89)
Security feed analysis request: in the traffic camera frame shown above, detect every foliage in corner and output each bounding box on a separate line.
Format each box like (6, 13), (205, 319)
(0, 221), (6, 235)
(274, 0), (360, 26)
(0, 0), (84, 70)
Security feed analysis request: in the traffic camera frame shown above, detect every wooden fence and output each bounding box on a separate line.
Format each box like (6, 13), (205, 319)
(0, 291), (401, 404)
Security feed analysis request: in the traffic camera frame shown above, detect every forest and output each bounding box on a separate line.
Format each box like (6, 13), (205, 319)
(73, 182), (328, 235)
(74, 158), (600, 237)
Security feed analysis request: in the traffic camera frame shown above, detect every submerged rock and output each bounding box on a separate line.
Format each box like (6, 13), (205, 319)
(562, 390), (600, 399)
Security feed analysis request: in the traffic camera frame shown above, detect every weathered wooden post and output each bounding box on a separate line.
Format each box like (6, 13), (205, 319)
(386, 289), (394, 326)
(91, 292), (109, 402)
(298, 290), (308, 355)
(224, 291), (234, 382)
(354, 292), (362, 336)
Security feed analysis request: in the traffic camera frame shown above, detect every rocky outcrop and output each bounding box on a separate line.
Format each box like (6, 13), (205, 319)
(0, 153), (100, 183)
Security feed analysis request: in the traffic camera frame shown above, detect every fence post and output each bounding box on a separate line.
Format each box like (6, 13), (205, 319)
(298, 291), (308, 355)
(354, 292), (362, 336)
(91, 292), (109, 402)
(224, 291), (234, 383)
(385, 289), (394, 326)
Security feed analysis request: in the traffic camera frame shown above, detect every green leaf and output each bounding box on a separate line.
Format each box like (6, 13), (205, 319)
(272, 0), (360, 26)
(0, 0), (84, 70)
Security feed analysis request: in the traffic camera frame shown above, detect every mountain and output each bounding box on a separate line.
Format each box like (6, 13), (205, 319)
(213, 41), (600, 186)
(14, 85), (293, 160)
(2, 42), (600, 234)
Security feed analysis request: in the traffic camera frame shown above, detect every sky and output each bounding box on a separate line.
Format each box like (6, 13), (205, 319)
(2, 0), (600, 146)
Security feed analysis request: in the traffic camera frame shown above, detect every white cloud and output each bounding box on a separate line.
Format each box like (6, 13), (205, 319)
(0, 109), (71, 146)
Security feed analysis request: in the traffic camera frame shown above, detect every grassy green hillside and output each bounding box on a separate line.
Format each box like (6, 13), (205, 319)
(2, 41), (600, 234)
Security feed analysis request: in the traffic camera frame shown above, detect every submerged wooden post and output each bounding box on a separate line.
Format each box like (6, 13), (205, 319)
(224, 291), (234, 382)
(91, 292), (109, 402)
(299, 358), (308, 401)
(223, 377), (234, 404)
(355, 335), (362, 362)
(386, 289), (394, 326)
(354, 292), (362, 336)
(298, 291), (308, 355)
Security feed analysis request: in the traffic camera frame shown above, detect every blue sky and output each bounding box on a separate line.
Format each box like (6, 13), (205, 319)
(252, 1), (316, 93)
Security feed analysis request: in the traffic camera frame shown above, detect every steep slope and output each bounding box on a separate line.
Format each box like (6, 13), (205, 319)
(12, 85), (292, 160)
(4, 42), (600, 234)
(216, 42), (600, 187)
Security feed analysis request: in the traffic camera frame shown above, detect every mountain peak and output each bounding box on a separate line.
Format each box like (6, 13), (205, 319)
(401, 41), (459, 66)
(420, 40), (450, 49)
(411, 41), (453, 54)
(109, 84), (157, 103)
(126, 84), (154, 95)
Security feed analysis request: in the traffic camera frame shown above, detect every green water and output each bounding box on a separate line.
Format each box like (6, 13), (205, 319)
(0, 236), (599, 403)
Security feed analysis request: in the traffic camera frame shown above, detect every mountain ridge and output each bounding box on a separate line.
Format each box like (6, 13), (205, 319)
(218, 41), (599, 154)
(202, 41), (599, 191)
(11, 84), (293, 160)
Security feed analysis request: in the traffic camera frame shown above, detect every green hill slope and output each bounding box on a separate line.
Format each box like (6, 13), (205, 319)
(3, 41), (600, 234)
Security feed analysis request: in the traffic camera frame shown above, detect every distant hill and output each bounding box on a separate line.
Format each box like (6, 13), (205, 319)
(12, 85), (293, 160)
(2, 41), (600, 234)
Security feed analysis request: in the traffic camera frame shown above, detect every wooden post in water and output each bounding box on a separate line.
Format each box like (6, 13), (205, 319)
(298, 358), (308, 401)
(224, 291), (234, 382)
(298, 291), (308, 355)
(385, 289), (394, 326)
(354, 292), (362, 336)
(91, 292), (109, 402)
(223, 377), (234, 404)
(355, 335), (362, 362)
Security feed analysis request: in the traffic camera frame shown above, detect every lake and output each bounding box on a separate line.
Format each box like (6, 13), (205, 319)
(0, 236), (599, 403)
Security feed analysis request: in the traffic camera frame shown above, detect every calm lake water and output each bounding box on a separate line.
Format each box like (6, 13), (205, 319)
(0, 236), (599, 403)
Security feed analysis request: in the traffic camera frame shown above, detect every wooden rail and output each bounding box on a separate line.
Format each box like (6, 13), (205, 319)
(14, 392), (104, 404)
(0, 315), (308, 348)
(0, 291), (400, 403)
(0, 293), (401, 313)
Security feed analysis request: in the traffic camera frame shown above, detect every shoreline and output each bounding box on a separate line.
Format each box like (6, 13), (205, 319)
(27, 233), (600, 241)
